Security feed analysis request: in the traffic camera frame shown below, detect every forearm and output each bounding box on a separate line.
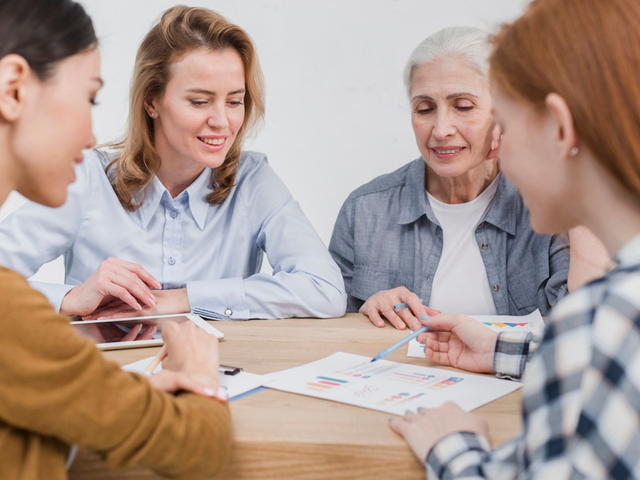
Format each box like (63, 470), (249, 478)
(188, 268), (346, 320)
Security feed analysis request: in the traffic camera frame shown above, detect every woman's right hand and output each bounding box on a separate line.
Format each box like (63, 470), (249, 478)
(60, 257), (162, 316)
(360, 287), (440, 330)
(150, 321), (227, 401)
(418, 314), (498, 373)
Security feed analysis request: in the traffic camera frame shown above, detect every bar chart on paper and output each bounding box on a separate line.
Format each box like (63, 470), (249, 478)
(266, 352), (521, 415)
(407, 309), (545, 358)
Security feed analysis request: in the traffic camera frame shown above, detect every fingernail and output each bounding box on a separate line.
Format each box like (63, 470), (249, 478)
(204, 388), (216, 397)
(216, 387), (229, 401)
(135, 303), (142, 310)
(419, 315), (430, 320)
(148, 296), (156, 306)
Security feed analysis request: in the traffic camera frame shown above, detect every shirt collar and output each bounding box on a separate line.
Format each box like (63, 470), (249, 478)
(137, 176), (166, 229)
(137, 168), (213, 230)
(185, 168), (214, 230)
(480, 173), (518, 236)
(614, 233), (640, 268)
(396, 159), (439, 226)
(395, 159), (517, 235)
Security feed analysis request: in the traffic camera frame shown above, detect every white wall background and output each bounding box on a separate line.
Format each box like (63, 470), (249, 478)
(0, 0), (528, 283)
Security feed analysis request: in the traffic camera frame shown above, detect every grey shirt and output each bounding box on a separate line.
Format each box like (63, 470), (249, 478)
(329, 158), (569, 315)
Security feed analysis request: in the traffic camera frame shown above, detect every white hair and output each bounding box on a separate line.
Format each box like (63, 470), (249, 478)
(403, 26), (491, 97)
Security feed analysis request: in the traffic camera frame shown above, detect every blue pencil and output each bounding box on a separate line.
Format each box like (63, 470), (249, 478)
(392, 298), (424, 310)
(371, 323), (431, 362)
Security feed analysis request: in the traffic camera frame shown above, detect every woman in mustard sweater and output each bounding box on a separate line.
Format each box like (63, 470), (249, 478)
(0, 1), (232, 479)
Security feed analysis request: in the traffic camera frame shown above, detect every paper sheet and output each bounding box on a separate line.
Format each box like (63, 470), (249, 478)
(265, 352), (521, 415)
(407, 309), (545, 358)
(122, 357), (267, 400)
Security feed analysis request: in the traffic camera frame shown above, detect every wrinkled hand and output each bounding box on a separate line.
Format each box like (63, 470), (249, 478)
(389, 402), (489, 462)
(82, 288), (190, 320)
(61, 257), (162, 316)
(360, 286), (440, 330)
(418, 314), (497, 373)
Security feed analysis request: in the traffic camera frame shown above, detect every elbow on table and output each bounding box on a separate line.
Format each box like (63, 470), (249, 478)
(309, 283), (347, 318)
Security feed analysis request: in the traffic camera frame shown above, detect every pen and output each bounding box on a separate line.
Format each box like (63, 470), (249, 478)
(392, 298), (424, 310)
(143, 344), (167, 377)
(370, 323), (431, 362)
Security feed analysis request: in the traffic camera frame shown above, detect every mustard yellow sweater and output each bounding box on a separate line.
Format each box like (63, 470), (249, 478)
(0, 267), (232, 479)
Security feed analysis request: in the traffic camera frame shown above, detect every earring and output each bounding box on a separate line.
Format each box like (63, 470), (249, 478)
(149, 112), (156, 118)
(569, 147), (579, 157)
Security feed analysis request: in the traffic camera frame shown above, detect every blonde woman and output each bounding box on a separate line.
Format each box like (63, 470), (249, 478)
(0, 6), (346, 321)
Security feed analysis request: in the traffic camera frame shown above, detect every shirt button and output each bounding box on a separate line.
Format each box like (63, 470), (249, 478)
(170, 211), (178, 219)
(482, 242), (489, 250)
(224, 308), (233, 316)
(168, 257), (176, 265)
(478, 222), (485, 229)
(493, 284), (499, 291)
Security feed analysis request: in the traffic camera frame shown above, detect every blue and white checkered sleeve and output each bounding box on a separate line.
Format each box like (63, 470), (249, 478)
(494, 331), (534, 380)
(425, 431), (524, 480)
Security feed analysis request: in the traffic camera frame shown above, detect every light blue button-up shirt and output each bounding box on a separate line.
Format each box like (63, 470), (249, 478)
(0, 149), (346, 320)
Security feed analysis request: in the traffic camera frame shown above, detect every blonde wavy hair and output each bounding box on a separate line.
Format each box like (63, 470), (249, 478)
(106, 5), (265, 210)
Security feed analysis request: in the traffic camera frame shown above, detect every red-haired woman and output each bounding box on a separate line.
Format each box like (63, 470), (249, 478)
(391, 0), (640, 478)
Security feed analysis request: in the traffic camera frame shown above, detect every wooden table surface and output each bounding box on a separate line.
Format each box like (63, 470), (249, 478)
(69, 313), (522, 480)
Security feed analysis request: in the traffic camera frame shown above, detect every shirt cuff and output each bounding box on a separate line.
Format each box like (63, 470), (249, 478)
(186, 278), (250, 320)
(425, 431), (491, 479)
(28, 281), (75, 313)
(493, 331), (532, 380)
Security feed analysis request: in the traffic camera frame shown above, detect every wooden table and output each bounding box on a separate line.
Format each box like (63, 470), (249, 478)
(69, 313), (522, 480)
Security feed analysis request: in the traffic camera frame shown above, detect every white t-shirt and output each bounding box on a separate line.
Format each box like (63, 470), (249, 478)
(427, 176), (500, 315)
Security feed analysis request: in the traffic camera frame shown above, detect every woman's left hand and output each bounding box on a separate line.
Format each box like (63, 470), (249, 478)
(82, 288), (190, 320)
(389, 402), (489, 462)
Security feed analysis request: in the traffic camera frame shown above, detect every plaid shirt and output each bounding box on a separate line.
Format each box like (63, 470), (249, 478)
(425, 234), (640, 479)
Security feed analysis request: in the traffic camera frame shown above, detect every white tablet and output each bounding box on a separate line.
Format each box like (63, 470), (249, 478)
(69, 313), (224, 350)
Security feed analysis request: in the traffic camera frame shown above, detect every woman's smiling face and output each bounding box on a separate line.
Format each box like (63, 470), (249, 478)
(410, 57), (497, 180)
(147, 47), (246, 172)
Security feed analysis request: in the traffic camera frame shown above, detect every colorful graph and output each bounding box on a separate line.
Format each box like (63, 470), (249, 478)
(336, 362), (395, 379)
(386, 371), (435, 385)
(305, 376), (348, 392)
(353, 384), (378, 399)
(482, 322), (530, 328)
(376, 392), (425, 406)
(427, 377), (463, 391)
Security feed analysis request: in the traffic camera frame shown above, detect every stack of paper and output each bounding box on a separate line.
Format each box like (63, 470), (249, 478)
(122, 357), (266, 400)
(265, 352), (521, 415)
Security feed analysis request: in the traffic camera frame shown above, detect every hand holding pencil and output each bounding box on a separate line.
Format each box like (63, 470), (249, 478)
(359, 286), (440, 331)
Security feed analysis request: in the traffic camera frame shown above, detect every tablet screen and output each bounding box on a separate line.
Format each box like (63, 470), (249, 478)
(70, 315), (192, 344)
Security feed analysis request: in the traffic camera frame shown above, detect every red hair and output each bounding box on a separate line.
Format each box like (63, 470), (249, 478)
(490, 0), (640, 199)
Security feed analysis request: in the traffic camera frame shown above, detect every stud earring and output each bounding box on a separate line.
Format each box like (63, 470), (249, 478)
(149, 112), (156, 118)
(569, 147), (579, 157)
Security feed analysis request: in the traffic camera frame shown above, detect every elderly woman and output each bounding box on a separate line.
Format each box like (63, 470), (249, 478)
(329, 26), (606, 330)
